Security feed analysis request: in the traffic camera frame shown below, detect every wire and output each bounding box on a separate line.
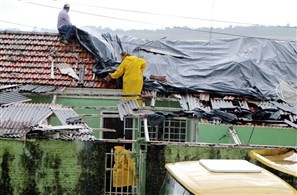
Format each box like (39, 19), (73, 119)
(0, 19), (34, 28)
(1, 2), (296, 43)
(1, 1), (295, 40)
(26, 2), (159, 27)
(208, 1), (215, 43)
(72, 2), (256, 26)
(60, 1), (297, 29)
(26, 1), (297, 29)
(25, 2), (297, 42)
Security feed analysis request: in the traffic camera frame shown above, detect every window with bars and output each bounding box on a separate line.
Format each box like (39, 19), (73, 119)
(102, 114), (133, 140)
(140, 118), (188, 142)
(101, 113), (192, 143)
(105, 149), (144, 195)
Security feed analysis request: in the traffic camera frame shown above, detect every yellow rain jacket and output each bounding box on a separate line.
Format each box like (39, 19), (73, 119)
(110, 56), (146, 105)
(112, 146), (135, 187)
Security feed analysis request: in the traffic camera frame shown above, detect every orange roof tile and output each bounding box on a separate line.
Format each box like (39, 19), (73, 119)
(0, 31), (114, 89)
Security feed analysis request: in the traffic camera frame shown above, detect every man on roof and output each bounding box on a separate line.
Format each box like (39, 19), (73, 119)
(57, 3), (76, 44)
(105, 52), (147, 106)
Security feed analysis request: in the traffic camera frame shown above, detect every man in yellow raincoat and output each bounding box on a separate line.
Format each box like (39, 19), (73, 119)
(106, 52), (146, 106)
(112, 145), (135, 189)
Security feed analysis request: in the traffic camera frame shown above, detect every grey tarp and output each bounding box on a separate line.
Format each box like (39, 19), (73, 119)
(75, 28), (297, 100)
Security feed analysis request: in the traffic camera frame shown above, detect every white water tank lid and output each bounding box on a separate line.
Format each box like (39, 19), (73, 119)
(199, 159), (262, 173)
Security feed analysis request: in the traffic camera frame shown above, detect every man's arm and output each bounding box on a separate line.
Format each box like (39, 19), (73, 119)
(63, 12), (72, 25)
(138, 58), (146, 73)
(110, 61), (126, 79)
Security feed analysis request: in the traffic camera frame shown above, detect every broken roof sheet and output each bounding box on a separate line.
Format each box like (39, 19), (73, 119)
(18, 84), (58, 93)
(0, 91), (31, 105)
(0, 103), (52, 137)
(0, 103), (93, 138)
(81, 29), (296, 101)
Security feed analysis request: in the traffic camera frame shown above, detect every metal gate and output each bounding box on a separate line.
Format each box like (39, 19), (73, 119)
(104, 147), (146, 195)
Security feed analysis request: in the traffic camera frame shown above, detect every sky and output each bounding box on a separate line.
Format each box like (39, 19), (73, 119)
(0, 0), (297, 32)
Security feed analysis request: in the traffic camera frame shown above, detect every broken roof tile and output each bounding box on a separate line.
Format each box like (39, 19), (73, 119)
(0, 30), (108, 88)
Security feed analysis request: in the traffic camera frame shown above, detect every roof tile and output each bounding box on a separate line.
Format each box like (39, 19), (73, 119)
(0, 31), (112, 88)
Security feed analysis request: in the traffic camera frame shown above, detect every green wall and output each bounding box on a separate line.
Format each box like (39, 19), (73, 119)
(0, 140), (106, 195)
(198, 123), (297, 146)
(0, 140), (296, 194)
(0, 140), (252, 194)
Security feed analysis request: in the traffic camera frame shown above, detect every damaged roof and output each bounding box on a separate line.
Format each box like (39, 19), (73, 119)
(0, 30), (109, 88)
(88, 30), (297, 100)
(1, 28), (296, 101)
(0, 28), (296, 131)
(0, 103), (94, 140)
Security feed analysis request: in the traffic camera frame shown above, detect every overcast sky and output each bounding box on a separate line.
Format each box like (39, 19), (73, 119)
(0, 0), (297, 32)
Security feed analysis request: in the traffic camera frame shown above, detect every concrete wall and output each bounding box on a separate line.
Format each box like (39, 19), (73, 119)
(1, 140), (295, 194)
(0, 140), (106, 195)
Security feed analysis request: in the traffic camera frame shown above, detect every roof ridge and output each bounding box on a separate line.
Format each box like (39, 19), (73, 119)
(0, 30), (58, 36)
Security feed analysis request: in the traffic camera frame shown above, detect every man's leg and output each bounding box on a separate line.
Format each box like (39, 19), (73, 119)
(58, 25), (76, 43)
(63, 25), (76, 41)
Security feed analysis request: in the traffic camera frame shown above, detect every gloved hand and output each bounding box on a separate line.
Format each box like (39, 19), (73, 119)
(104, 74), (112, 82)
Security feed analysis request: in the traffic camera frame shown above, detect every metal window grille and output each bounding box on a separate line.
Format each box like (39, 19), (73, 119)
(140, 118), (187, 142)
(123, 118), (136, 140)
(105, 148), (145, 195)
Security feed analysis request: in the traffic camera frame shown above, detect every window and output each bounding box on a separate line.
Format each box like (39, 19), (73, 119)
(102, 113), (133, 140)
(141, 118), (187, 142)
